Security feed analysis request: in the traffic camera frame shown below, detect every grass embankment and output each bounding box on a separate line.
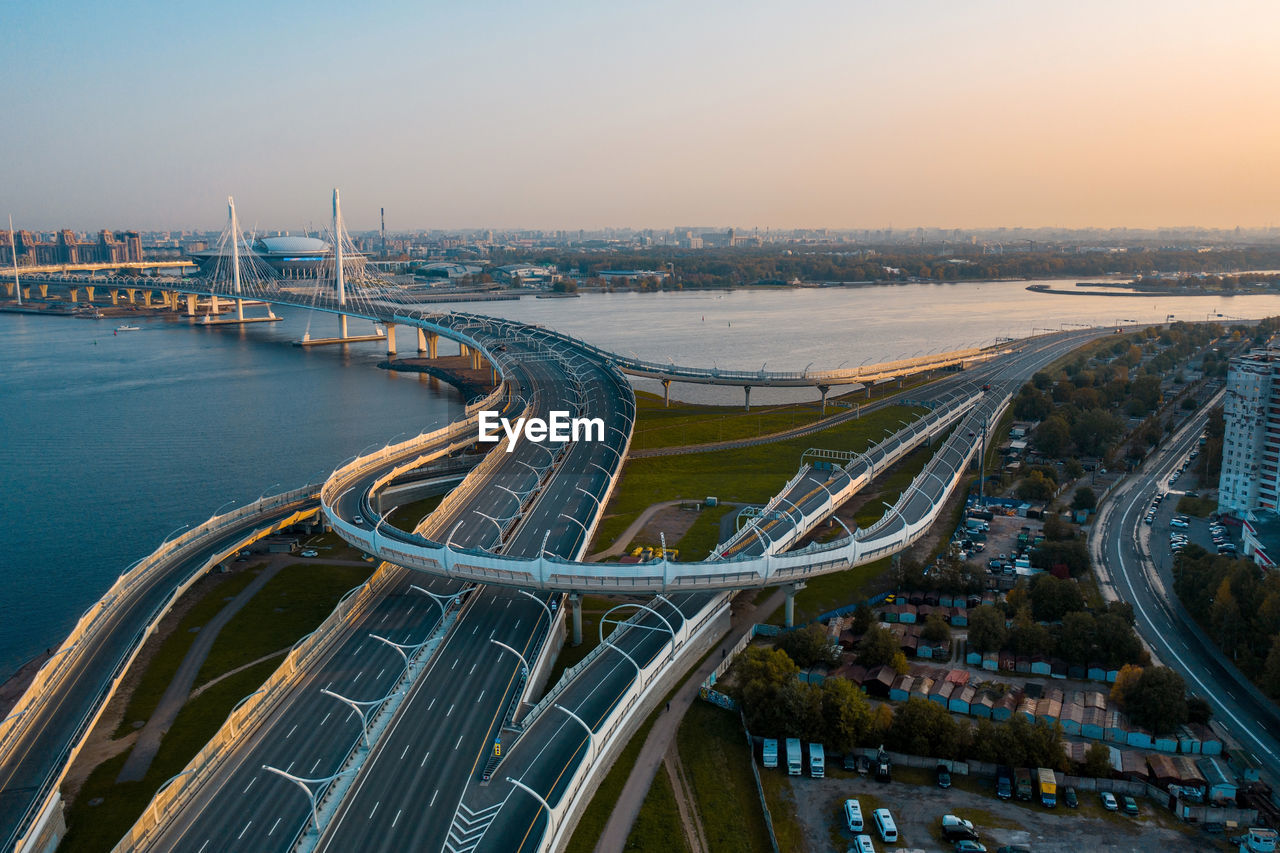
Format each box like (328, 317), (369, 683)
(1176, 494), (1217, 518)
(385, 493), (444, 531)
(624, 769), (692, 852)
(673, 504), (735, 561)
(114, 568), (260, 736)
(592, 405), (924, 555)
(675, 703), (774, 852)
(61, 562), (374, 853)
(539, 596), (618, 695)
(629, 391), (831, 451)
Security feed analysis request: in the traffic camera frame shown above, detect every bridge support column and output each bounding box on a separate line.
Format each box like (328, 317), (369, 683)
(471, 349), (483, 370)
(143, 291), (152, 308)
(661, 379), (671, 407)
(570, 594), (583, 646)
(68, 287), (78, 303)
(416, 328), (428, 354)
(491, 366), (499, 385)
(427, 333), (439, 359)
(385, 323), (397, 356)
(338, 313), (348, 338)
(235, 298), (244, 321)
(743, 385), (752, 412)
(460, 343), (471, 358)
(126, 289), (136, 304)
(110, 289), (119, 306)
(866, 385), (872, 399)
(22, 287), (30, 300)
(818, 384), (830, 415)
(783, 582), (807, 628)
(3, 282), (11, 297)
(185, 293), (196, 316)
(38, 284), (48, 298)
(85, 285), (94, 302)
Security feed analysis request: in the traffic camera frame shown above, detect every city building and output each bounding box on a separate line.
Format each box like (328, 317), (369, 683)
(188, 235), (361, 280)
(1243, 509), (1280, 568)
(1219, 347), (1280, 517)
(0, 229), (144, 266)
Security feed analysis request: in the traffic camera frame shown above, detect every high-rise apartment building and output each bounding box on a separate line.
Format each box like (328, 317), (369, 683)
(1219, 347), (1280, 516)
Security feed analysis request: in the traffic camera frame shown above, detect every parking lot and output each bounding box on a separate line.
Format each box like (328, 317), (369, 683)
(769, 765), (1233, 852)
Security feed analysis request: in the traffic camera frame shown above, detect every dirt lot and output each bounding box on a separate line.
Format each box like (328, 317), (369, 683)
(765, 764), (1233, 853)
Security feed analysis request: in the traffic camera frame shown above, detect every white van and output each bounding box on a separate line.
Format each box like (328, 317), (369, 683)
(851, 835), (876, 853)
(843, 798), (864, 833)
(872, 808), (897, 843)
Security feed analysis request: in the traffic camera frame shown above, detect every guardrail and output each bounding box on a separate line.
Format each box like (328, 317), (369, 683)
(6, 485), (321, 853)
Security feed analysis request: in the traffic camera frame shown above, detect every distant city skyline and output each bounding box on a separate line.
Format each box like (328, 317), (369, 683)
(4, 0), (1279, 231)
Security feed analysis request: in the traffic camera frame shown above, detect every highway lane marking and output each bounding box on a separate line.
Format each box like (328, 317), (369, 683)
(513, 619), (521, 631)
(354, 671), (362, 683)
(490, 629), (496, 639)
(469, 663), (478, 675)
(401, 743), (410, 760)
(311, 758), (322, 773)
(430, 789), (439, 807)
(197, 841), (209, 853)
(286, 761), (295, 773)
(382, 613), (390, 623)
(453, 658), (459, 669)
(268, 818), (281, 836)
(370, 801), (379, 820)
(321, 712), (331, 726)
(238, 820), (253, 840)
(243, 777), (256, 794)
(455, 734), (464, 750)
(421, 750), (430, 767)
(473, 625), (479, 634)
(377, 668), (385, 680)
(506, 600), (511, 608)
(392, 809), (402, 828)
(477, 689), (485, 703)
(286, 724), (297, 739)
(428, 697), (436, 711)
(447, 703), (455, 717)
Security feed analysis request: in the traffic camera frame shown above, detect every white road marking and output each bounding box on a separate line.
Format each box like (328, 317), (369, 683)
(268, 818), (281, 836)
(430, 789), (439, 807)
(447, 703), (454, 717)
(473, 625), (479, 635)
(243, 777), (255, 794)
(354, 671), (362, 683)
(311, 758), (321, 773)
(321, 712), (331, 726)
(401, 743), (410, 760)
(197, 841), (209, 853)
(452, 658), (459, 670)
(477, 689), (485, 703)
(377, 668), (385, 680)
(455, 734), (463, 750)
(421, 750), (431, 767)
(238, 821), (252, 840)
(370, 801), (379, 820)
(286, 724), (297, 739)
(469, 663), (477, 675)
(428, 697), (436, 711)
(392, 809), (402, 828)
(513, 619), (521, 631)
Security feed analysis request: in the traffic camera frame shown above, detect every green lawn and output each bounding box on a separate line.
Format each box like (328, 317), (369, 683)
(385, 493), (444, 531)
(61, 658), (282, 853)
(629, 391), (831, 451)
(766, 557), (891, 626)
(195, 562), (374, 685)
(592, 405), (924, 554)
(114, 568), (260, 737)
(624, 767), (693, 853)
(673, 504), (735, 561)
(677, 703), (774, 853)
(539, 595), (621, 694)
(1176, 494), (1217, 518)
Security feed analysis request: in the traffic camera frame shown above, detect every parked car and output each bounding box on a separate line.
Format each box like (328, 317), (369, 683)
(300, 549), (319, 557)
(954, 843), (987, 853)
(842, 753), (857, 772)
(1064, 786), (1078, 808)
(936, 765), (952, 789)
(1101, 791), (1118, 811)
(353, 515), (364, 525)
(941, 814), (978, 841)
(1123, 795), (1140, 816)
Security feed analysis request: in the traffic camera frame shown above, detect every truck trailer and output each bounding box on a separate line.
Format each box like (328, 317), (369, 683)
(1037, 766), (1058, 807)
(762, 738), (778, 768)
(809, 743), (825, 778)
(785, 738), (802, 776)
(1015, 767), (1033, 801)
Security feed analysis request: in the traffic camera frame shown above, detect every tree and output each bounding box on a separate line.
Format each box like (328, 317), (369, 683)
(776, 624), (840, 668)
(1261, 635), (1280, 700)
(1071, 487), (1097, 513)
(1016, 470), (1057, 502)
(886, 698), (961, 759)
(1125, 666), (1189, 734)
(820, 677), (872, 753)
(1083, 741), (1113, 778)
(1029, 575), (1085, 622)
(1032, 416), (1071, 457)
(1110, 664), (1143, 708)
(967, 605), (1008, 653)
(1056, 611), (1096, 664)
(921, 612), (951, 644)
(1071, 408), (1123, 457)
(856, 624), (900, 668)
(850, 602), (874, 636)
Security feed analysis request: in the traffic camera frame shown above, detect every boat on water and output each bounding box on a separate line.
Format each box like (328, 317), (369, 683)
(115, 325), (141, 332)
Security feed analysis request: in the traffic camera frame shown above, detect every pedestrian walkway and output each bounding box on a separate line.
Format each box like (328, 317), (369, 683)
(592, 586), (785, 853)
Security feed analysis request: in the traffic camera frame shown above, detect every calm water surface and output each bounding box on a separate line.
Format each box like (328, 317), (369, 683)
(5, 279), (1280, 676)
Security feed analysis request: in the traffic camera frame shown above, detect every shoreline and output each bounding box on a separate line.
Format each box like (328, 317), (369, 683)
(1026, 283), (1257, 298)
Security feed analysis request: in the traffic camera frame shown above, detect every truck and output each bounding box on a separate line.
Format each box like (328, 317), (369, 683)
(762, 738), (778, 768)
(809, 743), (825, 778)
(785, 738), (802, 776)
(1014, 767), (1033, 801)
(1037, 766), (1058, 807)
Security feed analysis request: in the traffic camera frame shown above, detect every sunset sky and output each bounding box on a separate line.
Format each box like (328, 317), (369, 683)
(4, 0), (1278, 230)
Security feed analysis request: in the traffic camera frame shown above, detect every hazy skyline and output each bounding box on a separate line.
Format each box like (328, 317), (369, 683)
(4, 0), (1279, 232)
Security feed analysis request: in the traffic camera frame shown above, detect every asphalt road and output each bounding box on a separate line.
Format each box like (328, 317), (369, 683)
(1092, 393), (1280, 776)
(0, 496), (319, 851)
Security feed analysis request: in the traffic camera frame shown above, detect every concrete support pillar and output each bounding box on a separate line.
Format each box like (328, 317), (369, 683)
(85, 285), (95, 302)
(491, 366), (499, 385)
(126, 289), (136, 304)
(39, 284), (48, 298)
(143, 291), (152, 308)
(235, 298), (244, 321)
(866, 385), (872, 399)
(386, 322), (397, 356)
(416, 327), (427, 354)
(784, 581), (807, 628)
(68, 288), (78, 302)
(662, 379), (671, 407)
(570, 594), (583, 646)
(428, 334), (439, 359)
(338, 314), (348, 338)
(22, 287), (30, 300)
(460, 343), (471, 358)
(471, 350), (483, 370)
(818, 384), (830, 415)
(210, 292), (221, 314)
(185, 293), (196, 316)
(744, 385), (752, 412)
(111, 289), (119, 306)
(3, 282), (11, 296)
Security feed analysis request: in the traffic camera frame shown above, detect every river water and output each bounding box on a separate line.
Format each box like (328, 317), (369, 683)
(4, 278), (1280, 676)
